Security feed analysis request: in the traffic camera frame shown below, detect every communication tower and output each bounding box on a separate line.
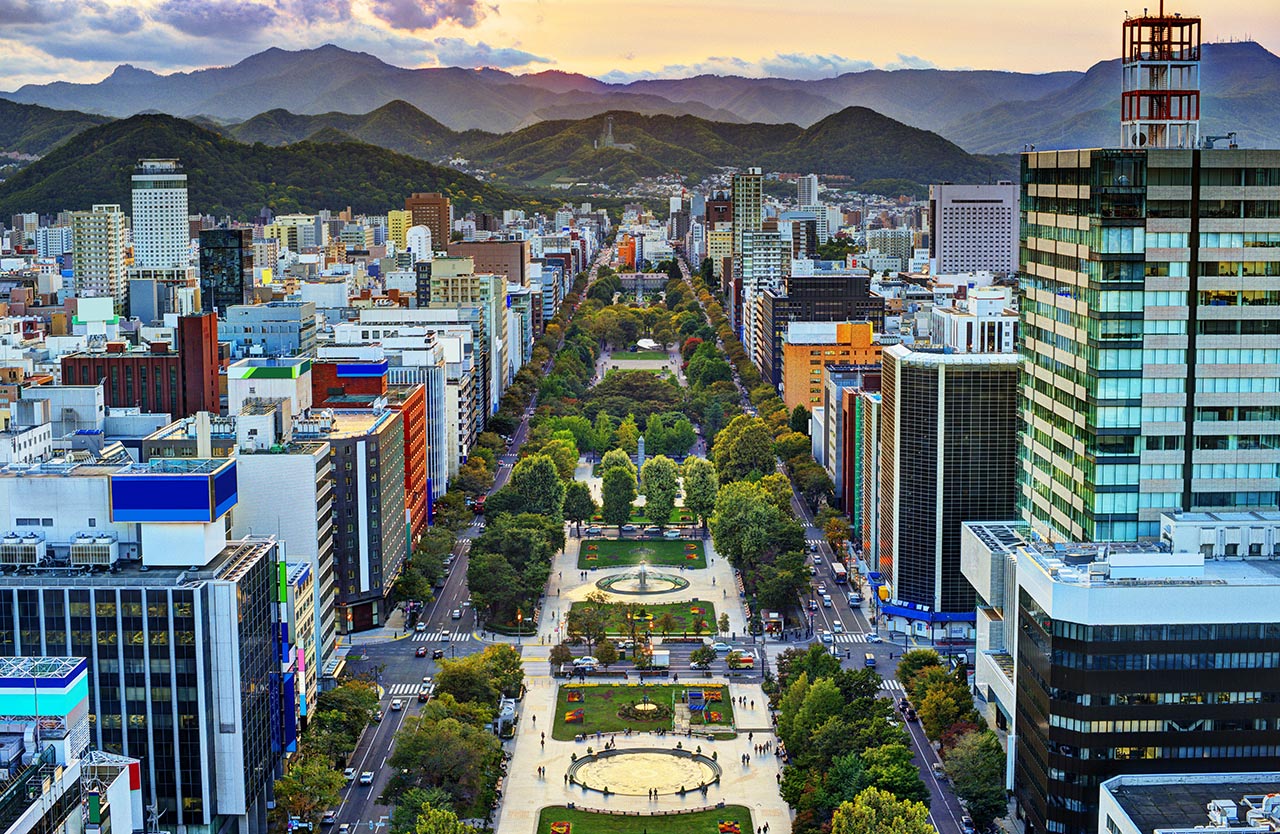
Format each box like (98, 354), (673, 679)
(1121, 2), (1201, 149)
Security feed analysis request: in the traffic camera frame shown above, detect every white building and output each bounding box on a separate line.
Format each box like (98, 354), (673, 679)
(796, 174), (819, 207)
(131, 159), (189, 269)
(405, 225), (433, 263)
(70, 205), (127, 306)
(927, 182), (1018, 275)
(929, 286), (1018, 353)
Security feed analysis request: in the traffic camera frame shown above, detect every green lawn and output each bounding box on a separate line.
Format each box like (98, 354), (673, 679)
(537, 805), (753, 834)
(611, 350), (670, 360)
(587, 506), (696, 525)
(579, 538), (706, 569)
(551, 683), (735, 741)
(567, 599), (718, 636)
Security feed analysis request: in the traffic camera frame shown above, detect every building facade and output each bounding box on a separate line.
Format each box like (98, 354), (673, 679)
(199, 229), (254, 315)
(404, 193), (451, 257)
(131, 159), (189, 270)
(71, 205), (127, 308)
(928, 183), (1019, 275)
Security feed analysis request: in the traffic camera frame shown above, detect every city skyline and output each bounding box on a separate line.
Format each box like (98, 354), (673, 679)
(1, 0), (1277, 88)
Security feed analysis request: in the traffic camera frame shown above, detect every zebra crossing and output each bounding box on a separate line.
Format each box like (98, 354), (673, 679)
(409, 630), (470, 642)
(880, 679), (905, 694)
(384, 683), (424, 697)
(806, 538), (825, 547)
(830, 632), (875, 643)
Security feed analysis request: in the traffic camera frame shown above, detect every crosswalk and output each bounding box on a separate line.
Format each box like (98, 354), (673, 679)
(806, 538), (825, 547)
(880, 679), (905, 694)
(385, 683), (425, 697)
(830, 632), (876, 643)
(409, 630), (470, 642)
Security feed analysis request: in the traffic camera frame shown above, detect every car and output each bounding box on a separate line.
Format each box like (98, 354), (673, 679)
(812, 555), (823, 565)
(847, 593), (862, 606)
(807, 542), (818, 553)
(390, 699), (403, 711)
(866, 633), (883, 643)
(819, 629), (833, 644)
(932, 762), (947, 780)
(832, 621), (844, 633)
(451, 608), (462, 620)
(321, 812), (337, 826)
(620, 524), (637, 533)
(373, 709), (383, 722)
(343, 767), (356, 781)
(463, 598), (472, 608)
(415, 646), (428, 657)
(422, 676), (432, 685)
(418, 689), (430, 703)
(586, 526), (602, 536)
(663, 529), (681, 539)
(339, 825), (351, 834)
(899, 697), (911, 711)
(822, 595), (833, 608)
(904, 708), (918, 722)
(711, 641), (732, 653)
(809, 566), (818, 576)
(961, 816), (975, 834)
(817, 583), (828, 594)
(643, 526), (662, 537)
(359, 771), (374, 786)
(432, 648), (445, 659)
(572, 656), (598, 669)
(808, 599), (818, 611)
(414, 622), (426, 633)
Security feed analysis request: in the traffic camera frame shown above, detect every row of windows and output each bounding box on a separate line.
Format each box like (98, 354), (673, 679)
(1198, 376), (1280, 392)
(1086, 690), (1280, 706)
(1198, 348), (1280, 364)
(1058, 745), (1280, 762)
(1200, 290), (1280, 306)
(1054, 649), (1280, 671)
(1198, 320), (1280, 336)
(1201, 232), (1280, 248)
(1050, 621), (1280, 643)
(1194, 491), (1280, 508)
(1196, 405), (1280, 422)
(1199, 260), (1280, 277)
(1194, 434), (1280, 450)
(1050, 716), (1276, 733)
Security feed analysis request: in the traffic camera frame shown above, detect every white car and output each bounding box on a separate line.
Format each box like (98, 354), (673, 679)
(819, 630), (833, 644)
(390, 699), (403, 711)
(711, 642), (732, 653)
(663, 529), (681, 539)
(359, 771), (374, 785)
(812, 555), (823, 565)
(866, 633), (883, 643)
(832, 621), (844, 633)
(573, 656), (598, 668)
(343, 767), (356, 781)
(451, 608), (463, 619)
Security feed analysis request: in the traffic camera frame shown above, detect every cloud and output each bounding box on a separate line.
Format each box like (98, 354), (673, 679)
(0, 0), (62, 24)
(883, 53), (938, 70)
(758, 52), (875, 79)
(152, 0), (278, 37)
(428, 37), (547, 68)
(280, 0), (352, 25)
(367, 0), (486, 31)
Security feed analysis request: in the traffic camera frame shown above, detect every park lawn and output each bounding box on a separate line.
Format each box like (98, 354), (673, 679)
(551, 683), (735, 741)
(579, 538), (706, 569)
(611, 350), (670, 360)
(537, 804), (753, 834)
(568, 599), (718, 636)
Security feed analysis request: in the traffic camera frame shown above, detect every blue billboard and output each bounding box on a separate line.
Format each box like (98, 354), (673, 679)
(109, 460), (238, 523)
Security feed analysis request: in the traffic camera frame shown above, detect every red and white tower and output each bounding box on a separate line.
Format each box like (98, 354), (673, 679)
(1121, 2), (1201, 149)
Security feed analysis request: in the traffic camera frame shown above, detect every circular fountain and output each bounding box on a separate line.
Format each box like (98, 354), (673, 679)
(595, 559), (689, 595)
(567, 748), (721, 796)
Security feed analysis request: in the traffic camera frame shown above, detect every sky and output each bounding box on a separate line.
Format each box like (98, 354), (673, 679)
(0, 0), (1276, 88)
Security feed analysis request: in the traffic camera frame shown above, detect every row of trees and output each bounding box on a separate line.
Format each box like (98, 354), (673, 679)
(896, 650), (1009, 830)
(773, 645), (932, 834)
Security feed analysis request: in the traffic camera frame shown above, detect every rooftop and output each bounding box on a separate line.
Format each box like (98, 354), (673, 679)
(1021, 538), (1280, 588)
(1103, 773), (1280, 834)
(0, 657), (86, 680)
(964, 521), (1033, 557)
(0, 536), (275, 589)
(116, 458), (230, 476)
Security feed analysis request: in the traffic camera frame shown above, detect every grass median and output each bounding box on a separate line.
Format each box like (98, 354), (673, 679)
(537, 804), (753, 834)
(579, 538), (706, 570)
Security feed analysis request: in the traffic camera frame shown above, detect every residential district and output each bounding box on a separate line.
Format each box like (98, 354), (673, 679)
(1, 8), (1280, 834)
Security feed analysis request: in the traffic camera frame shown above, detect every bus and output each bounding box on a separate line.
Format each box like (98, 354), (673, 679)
(832, 563), (848, 584)
(473, 494), (486, 514)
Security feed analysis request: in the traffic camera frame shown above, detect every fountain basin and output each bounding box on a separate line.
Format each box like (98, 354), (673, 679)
(567, 748), (721, 796)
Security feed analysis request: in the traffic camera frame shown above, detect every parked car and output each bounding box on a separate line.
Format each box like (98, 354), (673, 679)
(359, 771), (374, 785)
(321, 812), (336, 826)
(620, 524), (637, 533)
(573, 656), (598, 668)
(339, 825), (352, 834)
(904, 708), (918, 722)
(899, 697), (911, 711)
(373, 710), (383, 722)
(586, 526), (602, 536)
(663, 529), (681, 539)
(961, 816), (975, 834)
(415, 646), (428, 657)
(643, 527), (662, 537)
(932, 762), (947, 780)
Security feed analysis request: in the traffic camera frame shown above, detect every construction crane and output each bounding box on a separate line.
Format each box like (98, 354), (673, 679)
(1201, 132), (1238, 149)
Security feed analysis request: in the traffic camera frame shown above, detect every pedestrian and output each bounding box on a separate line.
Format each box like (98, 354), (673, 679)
(532, 715), (537, 725)
(564, 774), (568, 784)
(776, 772), (781, 784)
(765, 823), (770, 833)
(750, 700), (755, 709)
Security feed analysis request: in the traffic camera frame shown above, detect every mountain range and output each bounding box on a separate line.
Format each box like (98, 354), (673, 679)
(0, 99), (1014, 202)
(3, 41), (1278, 152)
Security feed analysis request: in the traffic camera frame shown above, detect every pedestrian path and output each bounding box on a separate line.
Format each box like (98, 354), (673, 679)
(409, 630), (470, 642)
(384, 683), (424, 697)
(831, 632), (877, 643)
(880, 679), (905, 693)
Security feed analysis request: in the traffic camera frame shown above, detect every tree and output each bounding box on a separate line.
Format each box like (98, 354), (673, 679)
(592, 411), (615, 452)
(594, 641), (620, 670)
(895, 649), (943, 689)
(790, 404), (811, 434)
(774, 431), (811, 464)
(644, 413), (667, 457)
(615, 413), (640, 455)
(830, 787), (935, 834)
(639, 455), (679, 529)
(480, 644), (525, 699)
(689, 646), (716, 668)
(860, 743), (930, 804)
(275, 754), (345, 824)
(540, 438), (579, 481)
(433, 654), (499, 705)
(600, 466), (636, 531)
(387, 716), (501, 812)
(944, 730), (1009, 831)
(412, 804), (478, 834)
(465, 551), (523, 622)
(681, 457), (719, 529)
(562, 480), (597, 535)
(668, 418), (697, 456)
(549, 643), (573, 667)
(566, 591), (612, 653)
(718, 612), (730, 635)
(825, 516), (853, 555)
(711, 415), (776, 483)
(917, 687), (963, 740)
(454, 457), (494, 495)
(599, 447), (634, 477)
(506, 454), (566, 519)
(655, 612), (677, 636)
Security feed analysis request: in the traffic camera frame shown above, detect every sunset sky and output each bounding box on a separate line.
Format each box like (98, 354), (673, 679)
(0, 0), (1275, 88)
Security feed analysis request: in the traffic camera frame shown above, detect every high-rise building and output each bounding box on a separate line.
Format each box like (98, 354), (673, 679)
(759, 269), (885, 387)
(1019, 147), (1280, 543)
(199, 228), (254, 314)
(404, 193), (451, 256)
(71, 204), (127, 307)
(447, 240), (531, 286)
(731, 168), (763, 258)
(865, 227), (914, 270)
(780, 322), (881, 411)
(705, 189), (732, 230)
(131, 159), (189, 269)
(928, 183), (1019, 275)
(387, 209), (411, 251)
(876, 343), (1020, 633)
(797, 174), (819, 206)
